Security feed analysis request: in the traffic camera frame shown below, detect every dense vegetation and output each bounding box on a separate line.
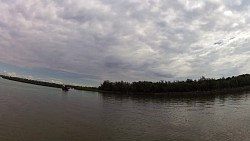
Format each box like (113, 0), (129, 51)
(99, 74), (250, 93)
(0, 75), (97, 91)
(2, 74), (250, 94)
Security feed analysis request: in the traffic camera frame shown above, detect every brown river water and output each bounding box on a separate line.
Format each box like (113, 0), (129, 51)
(0, 78), (250, 141)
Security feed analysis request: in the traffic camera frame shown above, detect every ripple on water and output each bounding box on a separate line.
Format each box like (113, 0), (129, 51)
(1, 79), (250, 140)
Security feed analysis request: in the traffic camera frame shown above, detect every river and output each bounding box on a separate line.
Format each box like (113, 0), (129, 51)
(0, 78), (250, 141)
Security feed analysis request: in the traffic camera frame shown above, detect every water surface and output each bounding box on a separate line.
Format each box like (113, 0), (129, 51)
(0, 78), (250, 141)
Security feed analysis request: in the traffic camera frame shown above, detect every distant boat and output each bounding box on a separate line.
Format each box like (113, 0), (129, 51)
(62, 85), (70, 91)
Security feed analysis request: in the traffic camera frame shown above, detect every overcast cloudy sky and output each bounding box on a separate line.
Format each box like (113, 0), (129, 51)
(1, 0), (250, 86)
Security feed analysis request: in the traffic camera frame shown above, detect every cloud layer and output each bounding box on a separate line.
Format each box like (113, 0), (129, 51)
(1, 0), (250, 84)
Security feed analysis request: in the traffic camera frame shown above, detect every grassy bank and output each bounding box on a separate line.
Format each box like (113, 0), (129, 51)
(0, 75), (98, 92)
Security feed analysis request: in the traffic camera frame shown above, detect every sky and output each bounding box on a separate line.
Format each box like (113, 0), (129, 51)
(1, 0), (250, 86)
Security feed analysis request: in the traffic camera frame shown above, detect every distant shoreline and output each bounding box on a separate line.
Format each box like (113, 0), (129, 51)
(2, 74), (250, 96)
(99, 74), (250, 95)
(0, 75), (98, 92)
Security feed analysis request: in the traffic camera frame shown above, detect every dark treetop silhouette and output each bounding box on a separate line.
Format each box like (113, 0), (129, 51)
(99, 74), (250, 93)
(2, 74), (250, 94)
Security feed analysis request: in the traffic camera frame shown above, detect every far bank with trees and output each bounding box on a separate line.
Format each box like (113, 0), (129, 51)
(99, 74), (250, 94)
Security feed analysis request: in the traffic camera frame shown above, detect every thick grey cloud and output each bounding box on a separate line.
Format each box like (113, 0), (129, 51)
(1, 0), (250, 84)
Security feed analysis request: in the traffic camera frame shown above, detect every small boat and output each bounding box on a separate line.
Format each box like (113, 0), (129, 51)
(62, 85), (70, 91)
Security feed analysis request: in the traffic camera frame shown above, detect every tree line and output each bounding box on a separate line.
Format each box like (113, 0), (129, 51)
(99, 74), (250, 93)
(2, 74), (250, 93)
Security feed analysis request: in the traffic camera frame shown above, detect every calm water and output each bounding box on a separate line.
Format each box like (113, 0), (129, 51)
(0, 78), (250, 141)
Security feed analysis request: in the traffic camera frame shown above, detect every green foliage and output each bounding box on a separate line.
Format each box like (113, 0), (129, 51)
(99, 74), (250, 93)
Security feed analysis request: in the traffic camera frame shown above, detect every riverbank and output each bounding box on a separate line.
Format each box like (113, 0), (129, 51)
(0, 75), (98, 92)
(99, 74), (250, 94)
(2, 74), (250, 96)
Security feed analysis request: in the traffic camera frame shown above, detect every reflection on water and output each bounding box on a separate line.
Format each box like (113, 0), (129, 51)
(101, 91), (250, 109)
(101, 91), (250, 141)
(1, 78), (250, 141)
